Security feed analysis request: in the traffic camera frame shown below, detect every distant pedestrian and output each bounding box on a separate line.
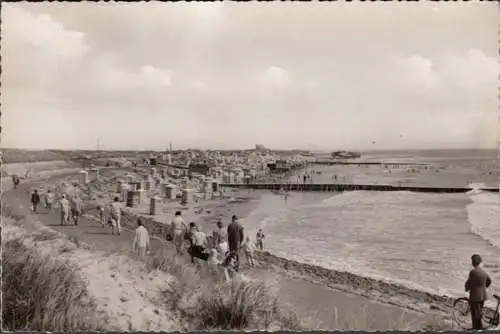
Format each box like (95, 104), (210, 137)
(31, 189), (40, 214)
(171, 211), (187, 254)
(12, 175), (20, 189)
(59, 194), (70, 225)
(132, 218), (150, 259)
(45, 189), (54, 210)
(227, 215), (244, 271)
(465, 254), (492, 330)
(256, 228), (265, 250)
(110, 197), (122, 235)
(213, 221), (228, 257)
(71, 195), (84, 225)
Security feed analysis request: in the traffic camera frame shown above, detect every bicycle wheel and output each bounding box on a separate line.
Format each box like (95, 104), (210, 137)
(483, 309), (499, 329)
(453, 297), (471, 329)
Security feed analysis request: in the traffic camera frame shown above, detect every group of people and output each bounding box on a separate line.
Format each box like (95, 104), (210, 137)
(169, 212), (266, 272)
(98, 196), (123, 235)
(30, 188), (56, 214)
(28, 185), (92, 228)
(128, 210), (266, 282)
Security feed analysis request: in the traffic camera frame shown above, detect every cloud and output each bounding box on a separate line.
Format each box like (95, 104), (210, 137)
(2, 3), (498, 150)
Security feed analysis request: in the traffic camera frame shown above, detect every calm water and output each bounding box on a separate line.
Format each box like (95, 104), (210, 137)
(243, 150), (500, 301)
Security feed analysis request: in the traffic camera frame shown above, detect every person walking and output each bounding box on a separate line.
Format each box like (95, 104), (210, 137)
(171, 211), (187, 254)
(132, 218), (150, 259)
(31, 189), (41, 214)
(227, 215), (244, 271)
(59, 194), (70, 225)
(45, 189), (54, 210)
(110, 197), (122, 235)
(213, 221), (228, 257)
(73, 195), (85, 225)
(256, 228), (265, 251)
(465, 254), (492, 330)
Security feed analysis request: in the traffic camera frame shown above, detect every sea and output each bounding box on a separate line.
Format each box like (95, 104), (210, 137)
(242, 149), (500, 303)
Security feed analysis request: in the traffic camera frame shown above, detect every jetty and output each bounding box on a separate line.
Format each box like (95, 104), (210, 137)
(219, 183), (496, 194)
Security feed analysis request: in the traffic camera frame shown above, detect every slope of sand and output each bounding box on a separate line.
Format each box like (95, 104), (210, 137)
(3, 209), (180, 331)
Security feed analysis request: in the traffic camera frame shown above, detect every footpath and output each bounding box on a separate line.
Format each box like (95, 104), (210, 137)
(4, 176), (169, 257)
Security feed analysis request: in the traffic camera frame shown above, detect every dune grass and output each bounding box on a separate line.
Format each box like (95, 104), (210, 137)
(2, 216), (107, 331)
(146, 247), (301, 330)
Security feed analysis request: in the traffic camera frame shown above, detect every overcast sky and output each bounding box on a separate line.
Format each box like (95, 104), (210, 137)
(2, 2), (498, 151)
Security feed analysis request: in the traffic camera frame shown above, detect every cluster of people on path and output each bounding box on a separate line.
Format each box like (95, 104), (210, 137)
(28, 185), (124, 235)
(163, 212), (266, 278)
(29, 188), (84, 227)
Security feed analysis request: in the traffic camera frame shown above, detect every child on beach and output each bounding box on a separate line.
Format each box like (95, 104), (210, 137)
(208, 248), (221, 266)
(256, 229), (265, 251)
(98, 206), (106, 227)
(108, 217), (118, 235)
(242, 236), (256, 268)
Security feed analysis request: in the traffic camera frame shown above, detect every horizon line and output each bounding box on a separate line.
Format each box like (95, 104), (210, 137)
(1, 147), (497, 153)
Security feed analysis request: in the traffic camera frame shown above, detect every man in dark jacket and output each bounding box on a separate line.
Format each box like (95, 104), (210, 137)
(227, 215), (244, 271)
(465, 254), (492, 330)
(31, 189), (40, 214)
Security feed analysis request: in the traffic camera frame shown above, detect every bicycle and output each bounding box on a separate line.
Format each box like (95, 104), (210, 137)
(453, 294), (500, 330)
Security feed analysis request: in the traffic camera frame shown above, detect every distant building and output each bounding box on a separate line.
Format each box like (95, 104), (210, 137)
(189, 163), (211, 176)
(255, 144), (266, 151)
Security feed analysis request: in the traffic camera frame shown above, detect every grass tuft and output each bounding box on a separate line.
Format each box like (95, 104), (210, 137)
(2, 232), (106, 331)
(32, 229), (59, 242)
(146, 247), (301, 330)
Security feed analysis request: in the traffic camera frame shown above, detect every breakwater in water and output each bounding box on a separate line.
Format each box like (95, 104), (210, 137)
(312, 161), (428, 166)
(220, 183), (491, 193)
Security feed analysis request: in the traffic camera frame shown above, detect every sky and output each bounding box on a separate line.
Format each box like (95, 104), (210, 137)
(2, 2), (499, 151)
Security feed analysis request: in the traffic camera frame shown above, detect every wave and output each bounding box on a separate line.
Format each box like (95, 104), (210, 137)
(246, 190), (471, 299)
(466, 183), (500, 251)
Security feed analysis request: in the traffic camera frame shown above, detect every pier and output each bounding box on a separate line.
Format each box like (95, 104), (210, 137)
(220, 183), (494, 194)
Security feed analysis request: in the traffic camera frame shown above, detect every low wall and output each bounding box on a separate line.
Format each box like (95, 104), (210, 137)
(119, 207), (171, 241)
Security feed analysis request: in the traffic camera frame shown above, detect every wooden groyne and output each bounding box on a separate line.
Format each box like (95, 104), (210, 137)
(482, 188), (500, 193)
(312, 161), (428, 166)
(220, 183), (493, 194)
